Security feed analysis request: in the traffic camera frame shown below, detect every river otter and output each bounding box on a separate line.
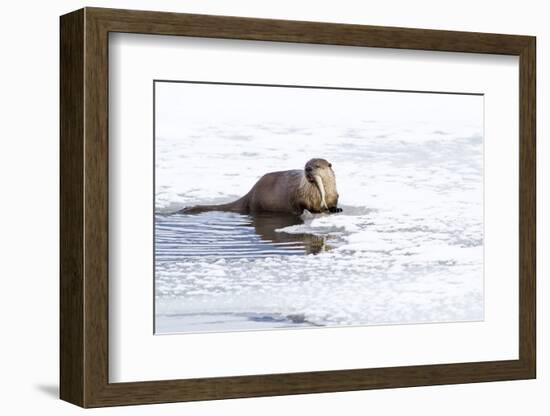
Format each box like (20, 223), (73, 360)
(179, 158), (342, 216)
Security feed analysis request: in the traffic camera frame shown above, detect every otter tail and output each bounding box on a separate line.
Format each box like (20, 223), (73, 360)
(177, 195), (249, 214)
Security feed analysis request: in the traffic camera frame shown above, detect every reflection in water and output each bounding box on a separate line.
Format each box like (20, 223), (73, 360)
(248, 213), (327, 254)
(155, 211), (327, 262)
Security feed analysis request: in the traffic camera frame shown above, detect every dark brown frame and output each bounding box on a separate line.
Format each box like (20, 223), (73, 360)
(60, 7), (536, 408)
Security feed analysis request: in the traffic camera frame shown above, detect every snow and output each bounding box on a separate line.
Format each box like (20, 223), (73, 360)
(154, 82), (484, 334)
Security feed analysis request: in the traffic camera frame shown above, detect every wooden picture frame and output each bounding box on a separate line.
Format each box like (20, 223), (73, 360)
(60, 7), (536, 408)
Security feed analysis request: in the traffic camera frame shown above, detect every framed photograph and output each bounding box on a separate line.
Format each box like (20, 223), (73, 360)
(60, 7), (536, 408)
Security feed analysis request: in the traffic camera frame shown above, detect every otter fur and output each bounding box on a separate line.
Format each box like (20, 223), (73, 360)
(179, 158), (341, 216)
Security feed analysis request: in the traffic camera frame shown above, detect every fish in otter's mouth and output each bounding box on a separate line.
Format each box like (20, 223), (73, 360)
(312, 175), (329, 210)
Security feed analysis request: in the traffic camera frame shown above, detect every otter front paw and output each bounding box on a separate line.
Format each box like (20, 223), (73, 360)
(328, 207), (343, 213)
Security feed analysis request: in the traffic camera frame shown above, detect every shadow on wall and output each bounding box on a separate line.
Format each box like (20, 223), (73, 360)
(34, 384), (58, 399)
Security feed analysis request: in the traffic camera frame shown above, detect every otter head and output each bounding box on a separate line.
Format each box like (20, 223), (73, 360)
(304, 158), (336, 211)
(304, 158), (334, 184)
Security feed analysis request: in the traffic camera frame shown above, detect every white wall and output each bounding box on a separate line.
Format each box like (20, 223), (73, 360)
(0, 0), (545, 414)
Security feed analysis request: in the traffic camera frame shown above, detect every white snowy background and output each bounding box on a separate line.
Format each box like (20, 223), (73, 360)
(154, 81), (484, 333)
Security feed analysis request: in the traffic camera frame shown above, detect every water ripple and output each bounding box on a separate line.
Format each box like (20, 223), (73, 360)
(155, 212), (327, 261)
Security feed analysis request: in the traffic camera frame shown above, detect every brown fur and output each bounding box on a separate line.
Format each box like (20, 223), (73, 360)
(179, 158), (340, 216)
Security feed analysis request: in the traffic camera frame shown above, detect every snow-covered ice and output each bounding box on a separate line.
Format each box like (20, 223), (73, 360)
(154, 82), (484, 334)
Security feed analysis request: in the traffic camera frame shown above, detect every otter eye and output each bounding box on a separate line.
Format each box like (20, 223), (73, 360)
(328, 163), (332, 168)
(315, 165), (320, 168)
